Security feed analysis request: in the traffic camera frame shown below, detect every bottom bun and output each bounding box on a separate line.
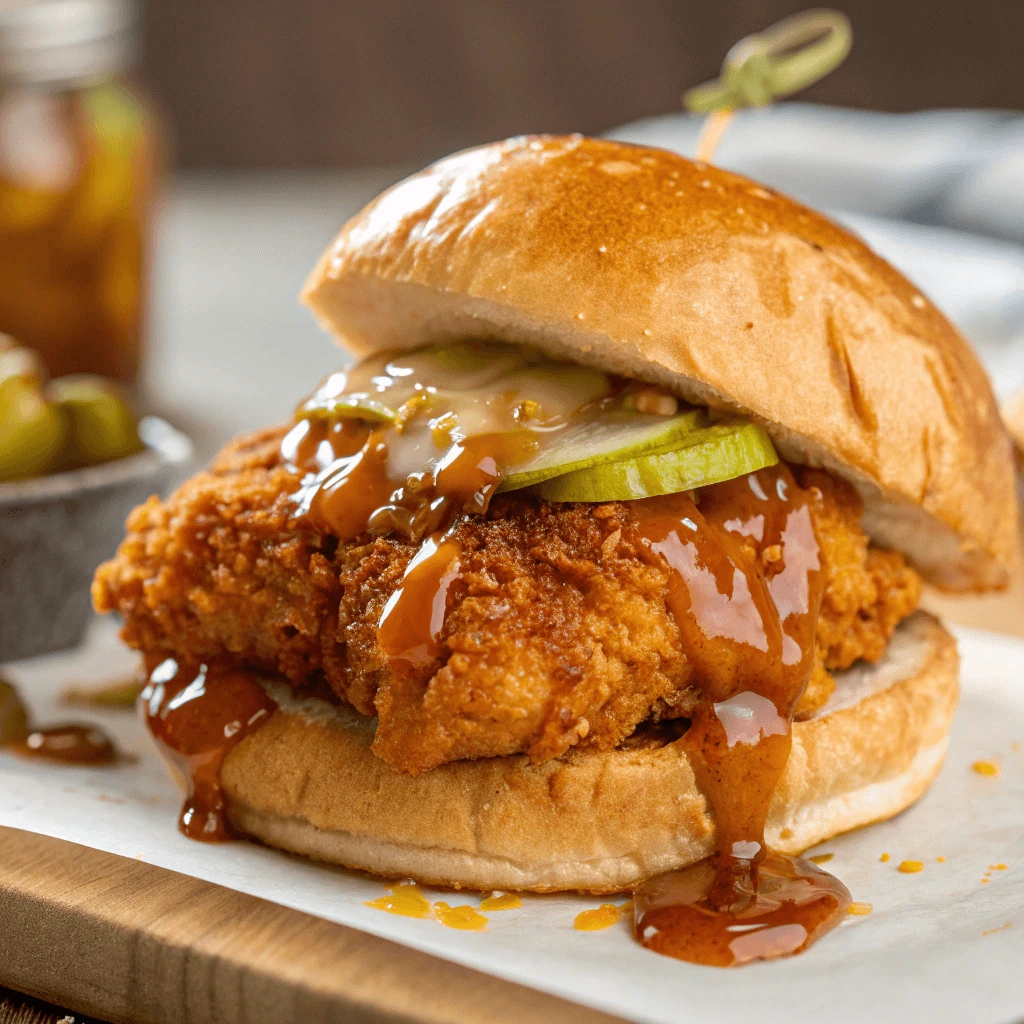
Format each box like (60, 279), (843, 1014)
(221, 611), (958, 894)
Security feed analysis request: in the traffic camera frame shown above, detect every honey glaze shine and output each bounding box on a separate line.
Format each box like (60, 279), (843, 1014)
(630, 465), (851, 966)
(140, 658), (277, 841)
(141, 344), (854, 967)
(282, 419), (538, 672)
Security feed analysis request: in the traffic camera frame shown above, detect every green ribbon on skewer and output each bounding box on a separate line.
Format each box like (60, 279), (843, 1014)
(684, 8), (852, 114)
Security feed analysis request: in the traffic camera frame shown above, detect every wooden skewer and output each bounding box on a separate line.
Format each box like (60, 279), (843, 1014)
(695, 108), (735, 164)
(683, 8), (852, 165)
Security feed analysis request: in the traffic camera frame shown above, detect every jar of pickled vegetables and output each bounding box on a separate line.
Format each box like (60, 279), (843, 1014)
(0, 0), (157, 384)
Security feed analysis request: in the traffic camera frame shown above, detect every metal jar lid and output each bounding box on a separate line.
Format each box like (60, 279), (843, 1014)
(0, 0), (135, 88)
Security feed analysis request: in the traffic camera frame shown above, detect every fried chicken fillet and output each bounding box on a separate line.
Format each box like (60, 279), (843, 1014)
(93, 426), (922, 775)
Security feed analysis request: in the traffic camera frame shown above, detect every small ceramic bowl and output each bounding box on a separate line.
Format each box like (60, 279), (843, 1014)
(0, 416), (192, 663)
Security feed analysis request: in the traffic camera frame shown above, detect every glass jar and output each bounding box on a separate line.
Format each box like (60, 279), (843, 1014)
(0, 0), (156, 383)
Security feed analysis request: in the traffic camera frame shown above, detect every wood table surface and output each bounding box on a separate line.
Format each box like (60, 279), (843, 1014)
(0, 827), (625, 1024)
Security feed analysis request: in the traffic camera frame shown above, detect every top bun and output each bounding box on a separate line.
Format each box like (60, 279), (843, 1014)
(302, 134), (1017, 592)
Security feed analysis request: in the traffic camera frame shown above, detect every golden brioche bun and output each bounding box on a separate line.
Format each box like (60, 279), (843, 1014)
(219, 612), (957, 894)
(1006, 392), (1024, 481)
(302, 135), (1017, 592)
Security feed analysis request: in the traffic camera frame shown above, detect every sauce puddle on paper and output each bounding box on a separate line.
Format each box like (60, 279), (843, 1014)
(1, 675), (118, 765)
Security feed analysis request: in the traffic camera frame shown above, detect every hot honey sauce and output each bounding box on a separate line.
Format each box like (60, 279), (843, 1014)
(134, 343), (858, 970)
(16, 724), (117, 765)
(377, 533), (463, 667)
(140, 658), (277, 841)
(630, 466), (852, 967)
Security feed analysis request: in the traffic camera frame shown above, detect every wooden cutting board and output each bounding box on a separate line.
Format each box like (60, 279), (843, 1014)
(0, 827), (625, 1024)
(1, 574), (1020, 1024)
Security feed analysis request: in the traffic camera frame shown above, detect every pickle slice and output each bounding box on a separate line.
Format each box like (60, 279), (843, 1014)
(47, 375), (143, 465)
(498, 410), (704, 492)
(0, 376), (67, 481)
(533, 422), (777, 502)
(299, 393), (397, 425)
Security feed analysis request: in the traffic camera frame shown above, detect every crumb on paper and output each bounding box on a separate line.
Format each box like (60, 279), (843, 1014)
(847, 902), (872, 916)
(972, 760), (1000, 777)
(990, 864), (1008, 871)
(936, 856), (946, 863)
(809, 853), (833, 864)
(898, 860), (924, 874)
(879, 852), (891, 863)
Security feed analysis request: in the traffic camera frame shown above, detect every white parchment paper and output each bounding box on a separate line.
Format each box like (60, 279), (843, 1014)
(2, 621), (1022, 1024)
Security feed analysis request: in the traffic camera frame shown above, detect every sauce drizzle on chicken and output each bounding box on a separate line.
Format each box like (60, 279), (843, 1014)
(629, 466), (851, 966)
(137, 348), (857, 966)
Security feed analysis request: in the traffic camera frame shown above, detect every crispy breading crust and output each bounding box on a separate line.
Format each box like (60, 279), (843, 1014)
(93, 427), (921, 774)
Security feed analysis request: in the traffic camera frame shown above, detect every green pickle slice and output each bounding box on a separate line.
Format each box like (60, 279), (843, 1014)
(532, 421), (777, 502)
(0, 376), (67, 481)
(47, 375), (144, 465)
(299, 394), (397, 425)
(499, 410), (704, 492)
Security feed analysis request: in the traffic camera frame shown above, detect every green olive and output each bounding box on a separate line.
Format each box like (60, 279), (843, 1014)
(0, 376), (67, 481)
(0, 676), (30, 744)
(46, 375), (143, 466)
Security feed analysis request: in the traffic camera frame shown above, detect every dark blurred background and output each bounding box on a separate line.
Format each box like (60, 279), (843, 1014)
(142, 0), (1024, 170)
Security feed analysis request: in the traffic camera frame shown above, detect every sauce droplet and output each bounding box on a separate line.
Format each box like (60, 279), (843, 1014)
(15, 724), (116, 765)
(880, 853), (891, 863)
(897, 860), (924, 874)
(808, 853), (834, 864)
(140, 658), (276, 841)
(574, 904), (625, 931)
(365, 882), (432, 918)
(982, 922), (1011, 935)
(434, 902), (488, 930)
(847, 902), (873, 916)
(972, 760), (1000, 777)
(479, 892), (523, 911)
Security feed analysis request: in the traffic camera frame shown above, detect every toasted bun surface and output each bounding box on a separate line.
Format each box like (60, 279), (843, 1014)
(220, 612), (957, 894)
(302, 135), (1016, 592)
